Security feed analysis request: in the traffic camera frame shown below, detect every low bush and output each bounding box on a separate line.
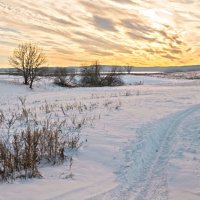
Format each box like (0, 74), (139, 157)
(54, 68), (77, 87)
(0, 122), (81, 182)
(80, 62), (124, 87)
(0, 101), (83, 182)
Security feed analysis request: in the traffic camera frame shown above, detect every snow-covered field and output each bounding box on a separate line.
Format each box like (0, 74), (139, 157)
(0, 75), (200, 200)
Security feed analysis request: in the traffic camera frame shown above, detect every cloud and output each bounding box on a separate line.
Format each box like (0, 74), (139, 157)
(169, 0), (197, 4)
(93, 16), (117, 31)
(121, 19), (153, 33)
(109, 0), (140, 6)
(71, 31), (133, 54)
(0, 27), (19, 33)
(0, 41), (16, 46)
(162, 54), (179, 60)
(0, 0), (199, 67)
(127, 32), (156, 42)
(143, 48), (166, 55)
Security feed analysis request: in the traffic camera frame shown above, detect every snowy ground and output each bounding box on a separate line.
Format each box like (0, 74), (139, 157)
(0, 75), (200, 200)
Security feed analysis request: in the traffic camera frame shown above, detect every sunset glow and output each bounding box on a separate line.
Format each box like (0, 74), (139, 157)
(0, 0), (200, 67)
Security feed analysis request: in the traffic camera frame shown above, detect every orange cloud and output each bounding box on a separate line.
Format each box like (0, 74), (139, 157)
(0, 0), (199, 67)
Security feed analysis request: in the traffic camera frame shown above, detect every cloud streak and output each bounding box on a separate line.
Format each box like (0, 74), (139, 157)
(0, 0), (199, 67)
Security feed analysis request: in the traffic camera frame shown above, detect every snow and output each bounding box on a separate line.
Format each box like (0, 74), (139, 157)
(0, 74), (200, 200)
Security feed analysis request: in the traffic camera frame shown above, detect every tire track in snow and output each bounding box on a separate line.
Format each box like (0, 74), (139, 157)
(126, 104), (200, 200)
(133, 104), (200, 200)
(90, 104), (200, 200)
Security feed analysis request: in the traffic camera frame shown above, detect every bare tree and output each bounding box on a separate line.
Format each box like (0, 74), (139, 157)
(124, 64), (133, 74)
(9, 42), (47, 89)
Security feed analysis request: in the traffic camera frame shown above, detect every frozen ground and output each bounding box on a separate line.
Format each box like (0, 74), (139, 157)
(0, 75), (200, 200)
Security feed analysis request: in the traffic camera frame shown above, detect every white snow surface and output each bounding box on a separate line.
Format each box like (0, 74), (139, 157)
(0, 75), (200, 200)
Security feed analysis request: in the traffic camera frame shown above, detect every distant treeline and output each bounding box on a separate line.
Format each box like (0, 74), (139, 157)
(0, 65), (200, 76)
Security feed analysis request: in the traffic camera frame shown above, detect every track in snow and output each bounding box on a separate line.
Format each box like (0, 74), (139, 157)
(89, 104), (200, 200)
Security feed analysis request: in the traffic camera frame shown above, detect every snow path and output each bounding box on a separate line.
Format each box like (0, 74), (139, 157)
(133, 105), (200, 200)
(90, 104), (200, 200)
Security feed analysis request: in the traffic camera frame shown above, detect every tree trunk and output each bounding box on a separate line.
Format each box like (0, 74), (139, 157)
(24, 76), (29, 85)
(29, 80), (33, 89)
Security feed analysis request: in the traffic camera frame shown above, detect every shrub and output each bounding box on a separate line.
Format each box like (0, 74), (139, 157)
(54, 68), (76, 87)
(0, 122), (82, 182)
(80, 61), (102, 87)
(80, 61), (123, 87)
(0, 104), (83, 182)
(102, 68), (124, 86)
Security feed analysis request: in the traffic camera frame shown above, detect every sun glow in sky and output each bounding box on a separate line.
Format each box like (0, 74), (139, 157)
(0, 0), (200, 67)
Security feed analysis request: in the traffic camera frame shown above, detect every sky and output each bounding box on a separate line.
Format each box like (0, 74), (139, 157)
(0, 0), (200, 68)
